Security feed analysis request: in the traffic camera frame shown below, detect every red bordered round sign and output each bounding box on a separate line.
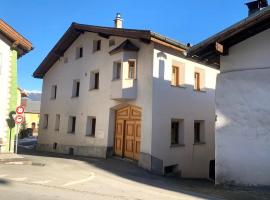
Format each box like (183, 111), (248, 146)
(15, 115), (24, 124)
(16, 106), (25, 115)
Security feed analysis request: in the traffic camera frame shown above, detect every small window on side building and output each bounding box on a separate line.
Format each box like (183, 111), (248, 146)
(171, 119), (184, 145)
(171, 66), (180, 86)
(90, 71), (99, 90)
(93, 40), (101, 52)
(51, 85), (57, 99)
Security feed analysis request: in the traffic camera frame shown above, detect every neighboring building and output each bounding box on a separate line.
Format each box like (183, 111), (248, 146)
(21, 91), (41, 136)
(34, 14), (218, 178)
(0, 19), (32, 153)
(189, 1), (270, 185)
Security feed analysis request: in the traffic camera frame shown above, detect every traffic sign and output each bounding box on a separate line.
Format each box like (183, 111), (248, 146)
(16, 106), (25, 115)
(15, 115), (24, 124)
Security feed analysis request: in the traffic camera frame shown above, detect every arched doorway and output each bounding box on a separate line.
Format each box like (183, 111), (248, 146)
(114, 105), (141, 161)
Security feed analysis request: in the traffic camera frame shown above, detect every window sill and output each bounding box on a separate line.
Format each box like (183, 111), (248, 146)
(193, 89), (207, 93)
(125, 78), (137, 81)
(193, 142), (206, 145)
(170, 144), (185, 148)
(85, 135), (95, 138)
(71, 96), (79, 99)
(89, 88), (99, 91)
(67, 132), (75, 134)
(112, 78), (121, 82)
(50, 98), (56, 100)
(171, 85), (186, 89)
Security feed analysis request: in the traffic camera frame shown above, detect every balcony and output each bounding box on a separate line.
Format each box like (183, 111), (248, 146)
(110, 79), (137, 100)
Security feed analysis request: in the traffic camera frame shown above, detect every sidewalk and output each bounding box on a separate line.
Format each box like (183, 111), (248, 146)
(0, 153), (31, 165)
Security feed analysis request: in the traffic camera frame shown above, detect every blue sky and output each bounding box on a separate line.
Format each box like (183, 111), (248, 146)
(1, 0), (248, 92)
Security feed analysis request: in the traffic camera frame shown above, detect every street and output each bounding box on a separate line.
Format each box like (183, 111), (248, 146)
(0, 149), (269, 200)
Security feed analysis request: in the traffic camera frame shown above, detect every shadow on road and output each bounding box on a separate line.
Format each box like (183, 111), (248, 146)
(18, 147), (270, 200)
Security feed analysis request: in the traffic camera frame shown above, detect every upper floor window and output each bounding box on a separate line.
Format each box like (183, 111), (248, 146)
(194, 68), (205, 91)
(76, 47), (83, 59)
(51, 85), (57, 99)
(113, 62), (121, 80)
(72, 80), (80, 97)
(93, 40), (101, 52)
(90, 71), (99, 90)
(194, 72), (200, 91)
(109, 39), (115, 47)
(128, 60), (136, 79)
(171, 66), (180, 86)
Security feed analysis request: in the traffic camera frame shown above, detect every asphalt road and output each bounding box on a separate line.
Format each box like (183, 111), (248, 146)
(0, 150), (269, 200)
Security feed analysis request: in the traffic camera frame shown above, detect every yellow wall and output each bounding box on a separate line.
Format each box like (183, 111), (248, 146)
(24, 113), (40, 136)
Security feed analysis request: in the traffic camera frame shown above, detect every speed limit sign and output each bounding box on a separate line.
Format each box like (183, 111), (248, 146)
(15, 115), (24, 124)
(16, 106), (25, 115)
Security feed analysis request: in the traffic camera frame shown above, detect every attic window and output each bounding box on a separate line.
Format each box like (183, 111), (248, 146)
(76, 47), (83, 59)
(109, 39), (115, 47)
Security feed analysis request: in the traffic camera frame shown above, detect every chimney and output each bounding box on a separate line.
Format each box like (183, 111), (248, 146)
(114, 13), (123, 28)
(246, 0), (268, 16)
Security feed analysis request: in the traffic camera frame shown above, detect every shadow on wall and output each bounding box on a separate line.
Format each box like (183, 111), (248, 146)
(6, 111), (16, 152)
(0, 179), (10, 185)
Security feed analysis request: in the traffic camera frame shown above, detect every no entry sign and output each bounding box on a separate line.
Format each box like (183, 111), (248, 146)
(15, 115), (24, 124)
(16, 106), (25, 115)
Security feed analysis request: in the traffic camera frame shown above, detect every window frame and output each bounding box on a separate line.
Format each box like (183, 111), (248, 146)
(93, 40), (101, 53)
(51, 85), (57, 100)
(55, 114), (60, 131)
(194, 72), (201, 91)
(43, 114), (49, 129)
(68, 116), (76, 134)
(72, 80), (80, 97)
(128, 60), (136, 79)
(86, 116), (96, 137)
(171, 66), (180, 86)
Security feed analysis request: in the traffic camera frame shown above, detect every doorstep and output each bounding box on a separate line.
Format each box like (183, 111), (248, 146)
(0, 153), (32, 165)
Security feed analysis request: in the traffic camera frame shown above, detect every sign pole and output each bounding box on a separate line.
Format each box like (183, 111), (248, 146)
(15, 124), (19, 154)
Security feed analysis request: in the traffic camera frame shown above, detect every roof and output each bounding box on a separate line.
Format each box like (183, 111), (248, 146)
(0, 19), (33, 57)
(33, 22), (188, 78)
(109, 39), (139, 55)
(188, 6), (270, 68)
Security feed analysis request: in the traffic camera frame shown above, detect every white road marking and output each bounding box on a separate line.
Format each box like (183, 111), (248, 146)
(32, 180), (51, 184)
(0, 174), (7, 178)
(9, 177), (27, 181)
(62, 172), (95, 187)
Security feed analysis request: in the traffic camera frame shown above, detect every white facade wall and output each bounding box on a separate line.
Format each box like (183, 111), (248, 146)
(38, 32), (154, 167)
(151, 45), (218, 177)
(216, 28), (270, 185)
(0, 34), (12, 148)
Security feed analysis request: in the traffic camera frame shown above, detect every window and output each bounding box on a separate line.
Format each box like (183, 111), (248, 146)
(113, 62), (121, 80)
(43, 114), (48, 129)
(171, 119), (184, 145)
(90, 71), (99, 90)
(194, 121), (205, 144)
(86, 116), (96, 137)
(194, 72), (200, 90)
(109, 39), (115, 47)
(76, 47), (83, 59)
(51, 85), (57, 99)
(128, 60), (136, 79)
(171, 66), (180, 86)
(55, 114), (60, 131)
(93, 40), (101, 52)
(68, 116), (76, 133)
(64, 57), (68, 63)
(72, 80), (80, 97)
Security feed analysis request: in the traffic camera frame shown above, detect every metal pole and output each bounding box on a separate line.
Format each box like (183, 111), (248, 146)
(15, 124), (19, 154)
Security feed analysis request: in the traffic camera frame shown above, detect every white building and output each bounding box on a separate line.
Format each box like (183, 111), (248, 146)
(34, 14), (218, 178)
(189, 1), (270, 185)
(0, 19), (32, 153)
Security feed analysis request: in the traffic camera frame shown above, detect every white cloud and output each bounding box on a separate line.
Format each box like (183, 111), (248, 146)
(24, 90), (42, 94)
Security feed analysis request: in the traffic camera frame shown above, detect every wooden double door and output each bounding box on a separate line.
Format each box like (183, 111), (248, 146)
(114, 105), (141, 161)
